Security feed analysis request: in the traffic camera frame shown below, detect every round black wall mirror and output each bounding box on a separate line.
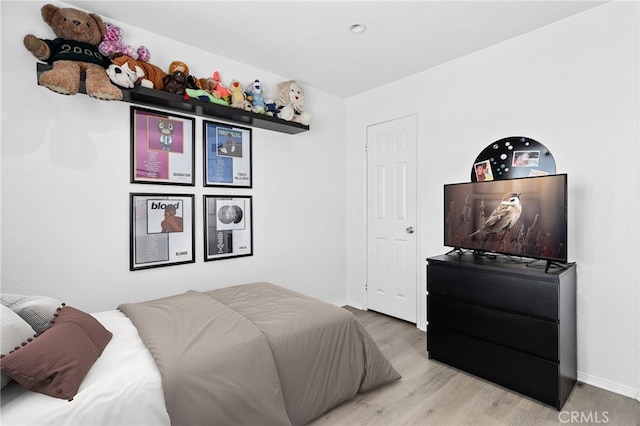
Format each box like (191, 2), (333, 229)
(471, 136), (556, 182)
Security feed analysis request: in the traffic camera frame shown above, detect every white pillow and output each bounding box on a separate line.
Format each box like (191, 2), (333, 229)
(1, 305), (36, 389)
(1, 293), (62, 334)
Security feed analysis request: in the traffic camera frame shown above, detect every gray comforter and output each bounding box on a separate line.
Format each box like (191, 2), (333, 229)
(119, 282), (401, 426)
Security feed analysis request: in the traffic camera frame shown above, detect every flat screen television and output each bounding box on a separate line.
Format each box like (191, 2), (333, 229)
(444, 174), (568, 267)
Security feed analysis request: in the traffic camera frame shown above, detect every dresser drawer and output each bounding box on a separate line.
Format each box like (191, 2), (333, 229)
(428, 294), (558, 360)
(428, 263), (558, 320)
(428, 326), (560, 408)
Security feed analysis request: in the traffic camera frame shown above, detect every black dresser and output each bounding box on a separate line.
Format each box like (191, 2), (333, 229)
(426, 253), (577, 410)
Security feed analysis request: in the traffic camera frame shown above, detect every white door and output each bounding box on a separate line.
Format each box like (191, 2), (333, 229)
(366, 115), (418, 323)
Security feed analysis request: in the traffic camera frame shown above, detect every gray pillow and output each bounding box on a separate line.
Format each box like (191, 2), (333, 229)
(1, 294), (62, 334)
(1, 305), (37, 389)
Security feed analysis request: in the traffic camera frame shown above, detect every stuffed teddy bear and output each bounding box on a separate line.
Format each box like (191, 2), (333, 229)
(99, 22), (150, 62)
(196, 77), (220, 98)
(23, 4), (122, 101)
(273, 80), (311, 125)
(107, 54), (167, 90)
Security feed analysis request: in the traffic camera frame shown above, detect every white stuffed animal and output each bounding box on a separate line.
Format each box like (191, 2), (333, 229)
(274, 80), (311, 125)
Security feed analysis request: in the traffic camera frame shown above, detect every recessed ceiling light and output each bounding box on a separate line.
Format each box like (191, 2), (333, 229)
(349, 23), (367, 34)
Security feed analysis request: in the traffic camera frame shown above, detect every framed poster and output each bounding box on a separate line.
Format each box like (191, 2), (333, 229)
(203, 195), (253, 261)
(131, 106), (195, 186)
(203, 121), (252, 187)
(130, 193), (195, 270)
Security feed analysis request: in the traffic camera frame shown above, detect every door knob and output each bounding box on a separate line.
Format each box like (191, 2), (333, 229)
(406, 226), (415, 234)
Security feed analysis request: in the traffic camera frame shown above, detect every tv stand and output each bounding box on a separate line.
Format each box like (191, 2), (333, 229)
(472, 250), (497, 260)
(445, 247), (465, 256)
(544, 260), (570, 273)
(426, 253), (577, 409)
(522, 258), (572, 273)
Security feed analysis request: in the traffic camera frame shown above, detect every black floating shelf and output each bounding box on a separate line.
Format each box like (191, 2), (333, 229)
(36, 63), (309, 135)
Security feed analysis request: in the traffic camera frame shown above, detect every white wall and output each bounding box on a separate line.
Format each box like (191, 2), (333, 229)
(346, 1), (639, 399)
(0, 1), (348, 312)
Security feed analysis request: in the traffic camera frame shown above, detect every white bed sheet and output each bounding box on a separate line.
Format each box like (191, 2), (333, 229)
(0, 310), (170, 426)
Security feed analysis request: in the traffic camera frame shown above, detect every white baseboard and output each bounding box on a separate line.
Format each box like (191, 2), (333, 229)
(346, 302), (364, 310)
(578, 371), (640, 402)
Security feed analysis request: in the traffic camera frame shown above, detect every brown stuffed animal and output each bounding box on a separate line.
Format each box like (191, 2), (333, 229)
(107, 54), (167, 90)
(23, 4), (122, 101)
(163, 61), (197, 95)
(163, 71), (188, 95)
(168, 61), (189, 75)
(196, 78), (222, 99)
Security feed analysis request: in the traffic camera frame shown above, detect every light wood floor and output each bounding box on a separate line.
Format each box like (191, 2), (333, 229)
(309, 307), (640, 426)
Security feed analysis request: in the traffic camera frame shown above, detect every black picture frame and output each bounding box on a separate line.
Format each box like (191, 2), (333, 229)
(130, 106), (195, 186)
(130, 193), (195, 270)
(203, 195), (253, 261)
(203, 120), (252, 188)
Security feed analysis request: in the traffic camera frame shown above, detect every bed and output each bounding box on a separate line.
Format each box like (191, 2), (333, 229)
(1, 282), (401, 425)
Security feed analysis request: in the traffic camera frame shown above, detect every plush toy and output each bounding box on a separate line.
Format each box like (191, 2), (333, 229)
(168, 61), (189, 75)
(23, 4), (122, 100)
(273, 80), (311, 125)
(245, 79), (266, 114)
(228, 80), (252, 111)
(184, 77), (229, 105)
(196, 77), (220, 97)
(212, 71), (231, 103)
(163, 71), (189, 95)
(184, 88), (229, 106)
(172, 62), (197, 88)
(163, 61), (197, 95)
(99, 22), (150, 62)
(106, 54), (166, 90)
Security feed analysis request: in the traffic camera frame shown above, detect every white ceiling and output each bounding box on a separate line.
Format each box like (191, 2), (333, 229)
(66, 1), (607, 98)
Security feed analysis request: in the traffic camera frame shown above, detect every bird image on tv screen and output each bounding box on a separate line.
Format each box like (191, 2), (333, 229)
(444, 174), (568, 263)
(464, 192), (522, 245)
